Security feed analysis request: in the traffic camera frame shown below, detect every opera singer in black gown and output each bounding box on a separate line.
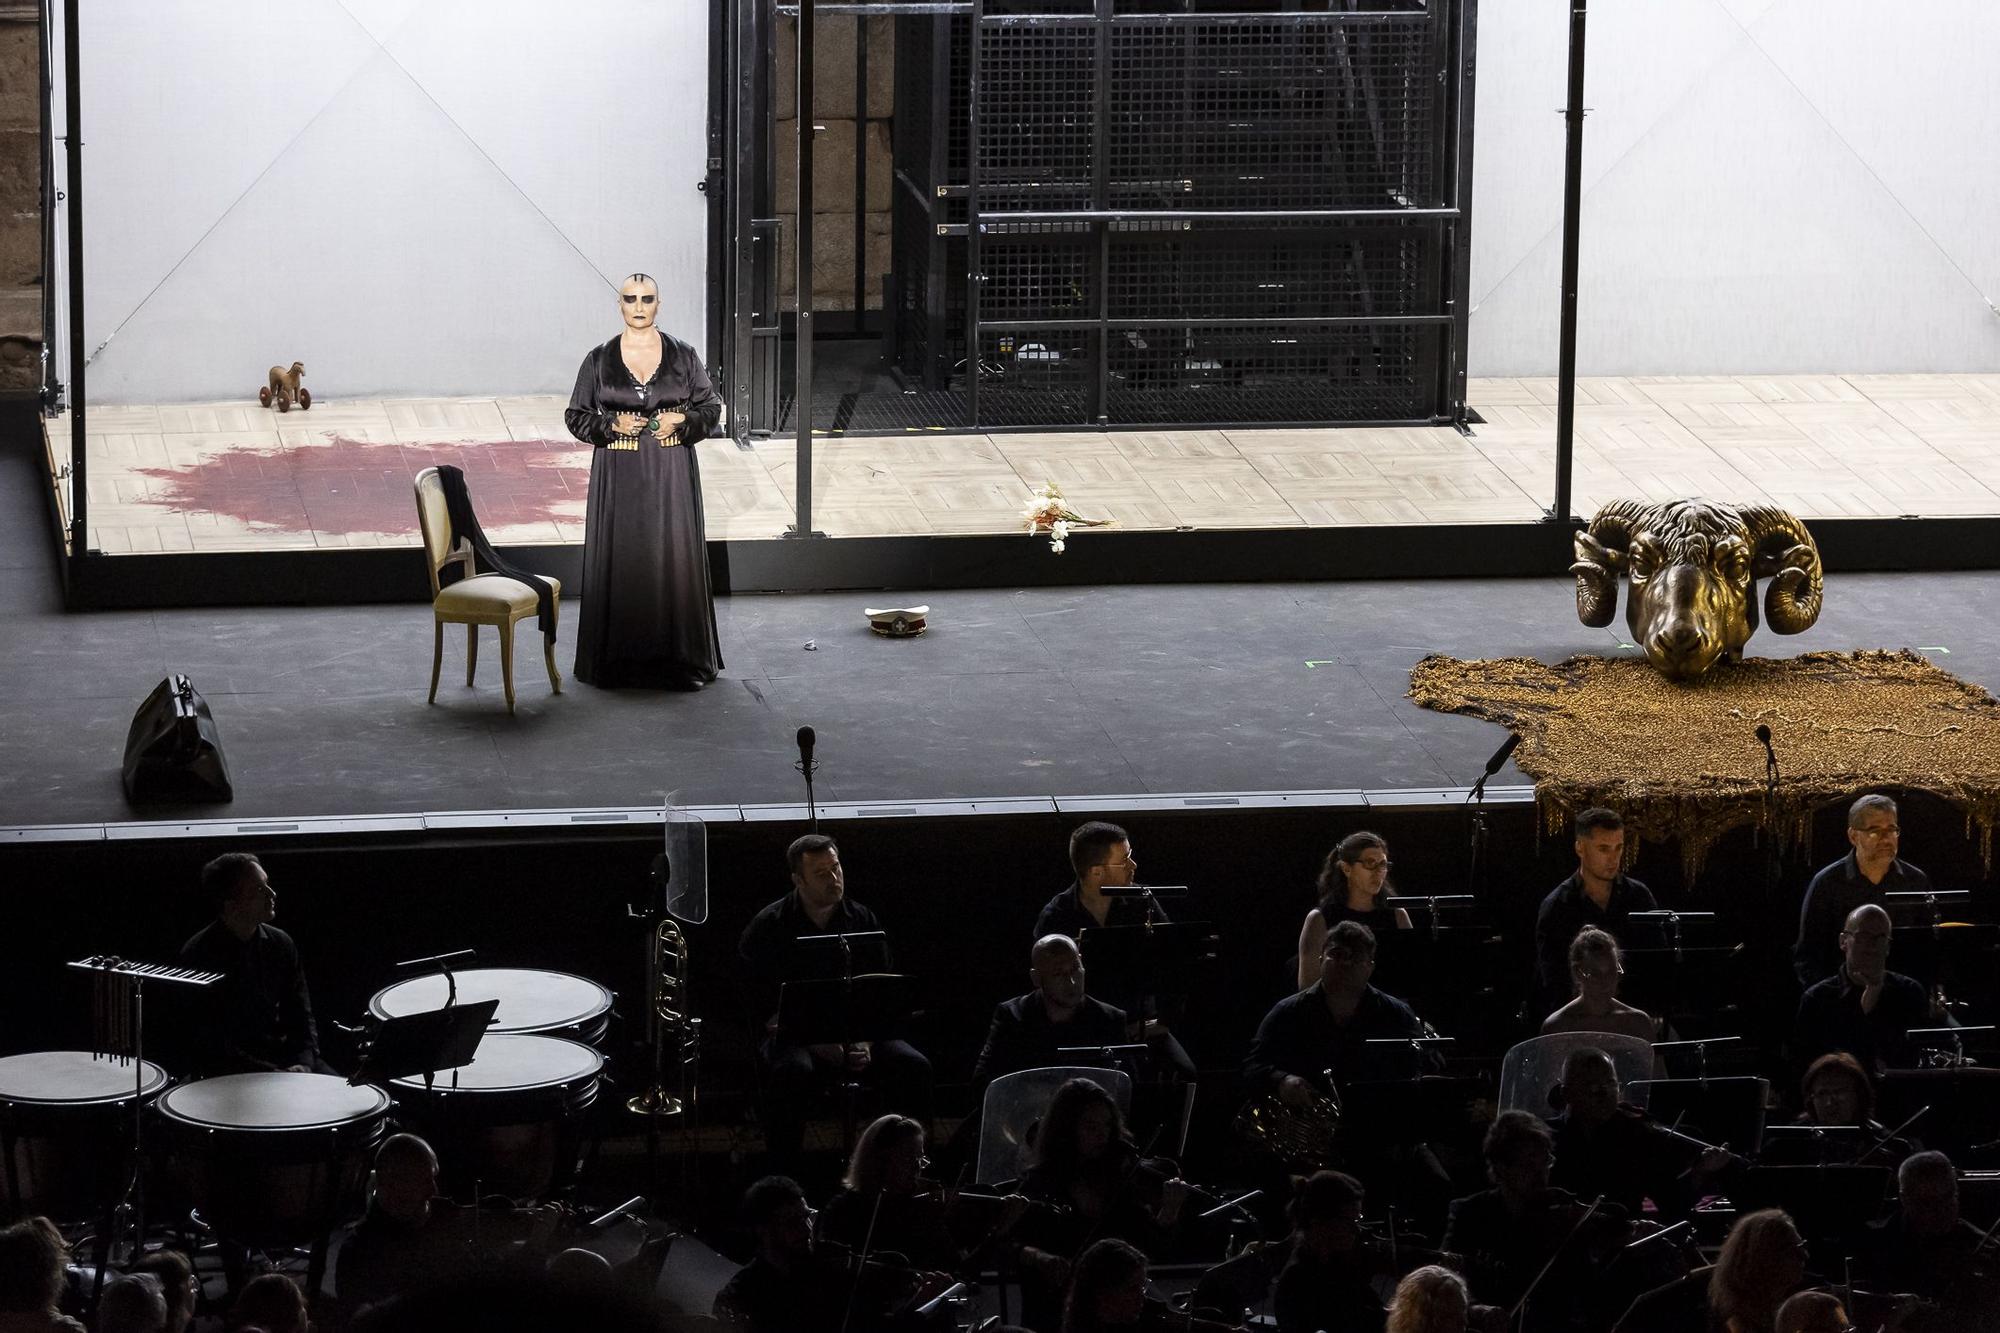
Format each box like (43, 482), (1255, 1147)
(564, 273), (725, 689)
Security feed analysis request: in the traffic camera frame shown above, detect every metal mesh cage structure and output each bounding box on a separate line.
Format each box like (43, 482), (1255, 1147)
(890, 0), (1475, 430)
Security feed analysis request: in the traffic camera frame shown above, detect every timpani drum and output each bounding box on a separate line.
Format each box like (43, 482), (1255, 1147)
(154, 1072), (389, 1245)
(389, 1034), (603, 1202)
(0, 1051), (169, 1222)
(368, 968), (613, 1045)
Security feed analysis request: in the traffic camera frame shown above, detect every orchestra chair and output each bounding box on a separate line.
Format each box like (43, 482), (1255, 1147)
(413, 467), (562, 715)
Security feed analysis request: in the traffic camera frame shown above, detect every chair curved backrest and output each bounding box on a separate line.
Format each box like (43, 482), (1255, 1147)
(412, 467), (455, 595)
(1497, 1032), (1654, 1118)
(975, 1065), (1133, 1186)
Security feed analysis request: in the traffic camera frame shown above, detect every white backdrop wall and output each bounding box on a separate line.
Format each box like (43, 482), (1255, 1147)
(76, 1), (709, 404)
(1469, 0), (2000, 377)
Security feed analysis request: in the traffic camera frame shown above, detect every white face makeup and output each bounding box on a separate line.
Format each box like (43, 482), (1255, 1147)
(619, 278), (659, 332)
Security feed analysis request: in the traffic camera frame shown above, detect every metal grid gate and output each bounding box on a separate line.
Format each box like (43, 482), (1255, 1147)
(891, 0), (1474, 431)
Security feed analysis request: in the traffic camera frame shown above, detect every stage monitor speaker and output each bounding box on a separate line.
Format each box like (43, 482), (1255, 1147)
(122, 674), (234, 804)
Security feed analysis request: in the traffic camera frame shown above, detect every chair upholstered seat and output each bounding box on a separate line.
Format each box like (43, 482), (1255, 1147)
(413, 466), (563, 714)
(434, 573), (561, 617)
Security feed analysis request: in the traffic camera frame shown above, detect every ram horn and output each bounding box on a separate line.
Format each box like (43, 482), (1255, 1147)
(1571, 500), (1650, 629)
(1739, 505), (1823, 635)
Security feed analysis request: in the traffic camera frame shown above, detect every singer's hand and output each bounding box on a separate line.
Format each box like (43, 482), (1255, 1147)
(612, 412), (647, 436)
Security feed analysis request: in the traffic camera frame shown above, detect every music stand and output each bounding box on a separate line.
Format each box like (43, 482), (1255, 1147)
(1757, 1124), (1877, 1167)
(351, 1000), (497, 1090)
(1055, 1042), (1149, 1073)
(1340, 1075), (1489, 1148)
(1880, 1064), (2000, 1158)
(1628, 1074), (1768, 1157)
(776, 964), (914, 1158)
(1734, 1165), (1890, 1243)
(1077, 919), (1213, 1004)
(789, 930), (892, 981)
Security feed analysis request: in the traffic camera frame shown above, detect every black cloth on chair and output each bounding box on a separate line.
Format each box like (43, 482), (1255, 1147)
(436, 464), (557, 642)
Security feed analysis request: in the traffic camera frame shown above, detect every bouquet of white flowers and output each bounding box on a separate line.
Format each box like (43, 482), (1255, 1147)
(1021, 482), (1110, 553)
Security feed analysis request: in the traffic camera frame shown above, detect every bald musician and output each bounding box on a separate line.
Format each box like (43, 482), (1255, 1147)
(1793, 904), (1942, 1075)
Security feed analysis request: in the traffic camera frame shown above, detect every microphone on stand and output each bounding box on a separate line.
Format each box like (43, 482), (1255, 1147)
(1467, 732), (1520, 804)
(1464, 732), (1521, 900)
(1754, 722), (1782, 908)
(796, 725), (819, 832)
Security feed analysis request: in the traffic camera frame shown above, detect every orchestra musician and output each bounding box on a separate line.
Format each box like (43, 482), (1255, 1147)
(1547, 1046), (1739, 1221)
(1009, 1079), (1193, 1332)
(1793, 794), (1933, 987)
(1858, 1150), (1995, 1314)
(1773, 1290), (1853, 1333)
(1532, 809), (1659, 1022)
(178, 852), (331, 1076)
(1614, 1207), (1809, 1333)
(713, 1176), (844, 1333)
(1246, 921), (1440, 1110)
(1063, 1237), (1244, 1333)
(1035, 823), (1159, 942)
(818, 1113), (1029, 1284)
(737, 835), (934, 1163)
(1033, 823), (1196, 1083)
(1443, 1110), (1624, 1327)
(1385, 1265), (1487, 1333)
(333, 1132), (566, 1327)
(1540, 927), (1662, 1047)
(1017, 1079), (1192, 1257)
(973, 935), (1132, 1087)
(1295, 833), (1412, 991)
(1792, 904), (1942, 1076)
(1763, 1052), (1916, 1168)
(1271, 1170), (1389, 1333)
(943, 934), (1131, 1174)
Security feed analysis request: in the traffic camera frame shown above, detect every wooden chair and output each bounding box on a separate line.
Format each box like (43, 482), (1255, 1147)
(413, 467), (562, 714)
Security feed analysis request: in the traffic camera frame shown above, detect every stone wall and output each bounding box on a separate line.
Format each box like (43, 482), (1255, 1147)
(773, 14), (891, 314)
(0, 6), (39, 399)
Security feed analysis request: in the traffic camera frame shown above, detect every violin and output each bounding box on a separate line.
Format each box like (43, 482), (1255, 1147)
(813, 1234), (960, 1312)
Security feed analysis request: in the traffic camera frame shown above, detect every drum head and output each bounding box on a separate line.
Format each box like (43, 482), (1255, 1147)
(391, 1035), (602, 1094)
(158, 1073), (389, 1131)
(368, 969), (612, 1035)
(0, 1052), (168, 1105)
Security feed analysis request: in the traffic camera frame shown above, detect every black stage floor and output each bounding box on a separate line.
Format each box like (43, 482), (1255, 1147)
(7, 438), (2000, 830)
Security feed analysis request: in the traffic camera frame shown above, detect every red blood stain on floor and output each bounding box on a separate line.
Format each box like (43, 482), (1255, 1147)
(136, 436), (592, 535)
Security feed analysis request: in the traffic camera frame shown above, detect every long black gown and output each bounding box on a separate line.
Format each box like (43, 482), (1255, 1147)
(564, 332), (725, 688)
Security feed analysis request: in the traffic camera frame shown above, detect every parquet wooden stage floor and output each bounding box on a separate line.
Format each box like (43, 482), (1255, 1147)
(75, 374), (2000, 554)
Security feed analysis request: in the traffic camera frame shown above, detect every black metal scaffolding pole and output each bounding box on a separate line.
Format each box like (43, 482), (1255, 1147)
(63, 0), (85, 564)
(788, 0), (821, 537)
(1551, 0), (1586, 522)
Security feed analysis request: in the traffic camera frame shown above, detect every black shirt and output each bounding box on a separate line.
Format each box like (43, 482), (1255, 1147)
(1550, 1107), (1703, 1219)
(178, 920), (319, 1073)
(971, 992), (1130, 1087)
(1794, 965), (1934, 1074)
(1242, 983), (1430, 1097)
(1533, 872), (1658, 1015)
(1033, 882), (1168, 1017)
(1316, 896), (1404, 934)
(1032, 881), (1165, 942)
(816, 1188), (962, 1273)
(1793, 852), (1931, 987)
(1273, 1249), (1386, 1333)
(713, 1255), (843, 1333)
(737, 891), (889, 1032)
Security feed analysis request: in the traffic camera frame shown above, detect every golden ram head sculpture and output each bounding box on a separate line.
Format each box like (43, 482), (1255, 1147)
(1572, 500), (1823, 680)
